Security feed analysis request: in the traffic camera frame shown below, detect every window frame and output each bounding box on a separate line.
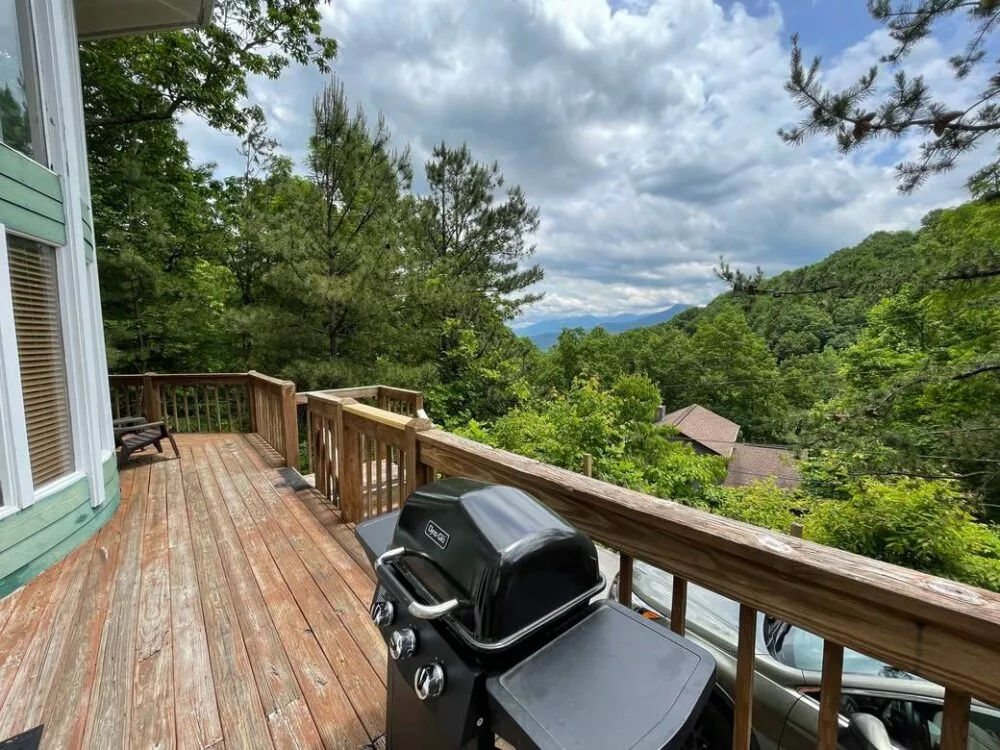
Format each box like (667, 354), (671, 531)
(0, 226), (86, 509)
(2, 0), (48, 165)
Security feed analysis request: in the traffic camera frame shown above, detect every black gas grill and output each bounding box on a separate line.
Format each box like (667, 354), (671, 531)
(357, 478), (716, 750)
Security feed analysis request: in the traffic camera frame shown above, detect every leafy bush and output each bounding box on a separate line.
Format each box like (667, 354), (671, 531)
(804, 478), (972, 579)
(460, 374), (727, 504)
(707, 480), (804, 531)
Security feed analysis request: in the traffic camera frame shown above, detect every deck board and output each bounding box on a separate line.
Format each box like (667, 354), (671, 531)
(0, 434), (384, 749)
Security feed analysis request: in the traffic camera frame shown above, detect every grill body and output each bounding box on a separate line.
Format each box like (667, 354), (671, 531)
(357, 479), (716, 750)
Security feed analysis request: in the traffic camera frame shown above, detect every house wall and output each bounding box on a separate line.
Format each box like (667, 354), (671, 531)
(0, 455), (119, 598)
(0, 0), (118, 597)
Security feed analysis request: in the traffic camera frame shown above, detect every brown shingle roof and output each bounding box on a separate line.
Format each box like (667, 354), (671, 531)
(656, 404), (740, 457)
(723, 444), (801, 489)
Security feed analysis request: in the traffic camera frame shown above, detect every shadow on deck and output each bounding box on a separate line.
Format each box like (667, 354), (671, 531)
(0, 433), (387, 749)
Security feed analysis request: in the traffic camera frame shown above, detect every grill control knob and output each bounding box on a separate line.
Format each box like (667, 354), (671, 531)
(370, 600), (394, 628)
(414, 663), (445, 701)
(389, 628), (418, 660)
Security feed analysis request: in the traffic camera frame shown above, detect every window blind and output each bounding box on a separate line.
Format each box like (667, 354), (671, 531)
(8, 238), (73, 486)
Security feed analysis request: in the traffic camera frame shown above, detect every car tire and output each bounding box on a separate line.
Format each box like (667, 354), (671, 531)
(684, 695), (735, 750)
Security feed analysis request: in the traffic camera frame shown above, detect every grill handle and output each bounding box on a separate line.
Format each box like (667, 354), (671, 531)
(375, 547), (462, 621)
(409, 599), (460, 620)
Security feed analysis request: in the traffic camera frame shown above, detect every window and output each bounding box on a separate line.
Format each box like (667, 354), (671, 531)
(838, 691), (1000, 750)
(8, 236), (72, 486)
(0, 0), (45, 160)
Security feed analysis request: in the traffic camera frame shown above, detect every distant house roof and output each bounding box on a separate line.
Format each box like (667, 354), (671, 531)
(656, 404), (740, 458)
(723, 444), (801, 489)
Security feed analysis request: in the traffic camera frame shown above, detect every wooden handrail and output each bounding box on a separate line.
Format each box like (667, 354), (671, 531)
(414, 427), (1000, 705)
(296, 385), (423, 413)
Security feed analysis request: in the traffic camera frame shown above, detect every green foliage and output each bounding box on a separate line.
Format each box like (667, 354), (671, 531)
(805, 478), (972, 577)
(462, 374), (727, 504)
(780, 2), (1000, 195)
(707, 480), (803, 531)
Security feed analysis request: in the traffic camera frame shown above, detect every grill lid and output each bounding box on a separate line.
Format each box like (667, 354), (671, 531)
(387, 478), (601, 646)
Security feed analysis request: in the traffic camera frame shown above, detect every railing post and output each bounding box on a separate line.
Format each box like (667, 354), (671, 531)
(341, 420), (362, 522)
(818, 641), (844, 750)
(142, 372), (161, 422)
(941, 689), (971, 750)
(247, 373), (258, 433)
(405, 416), (434, 498)
(617, 554), (633, 608)
(280, 380), (299, 470)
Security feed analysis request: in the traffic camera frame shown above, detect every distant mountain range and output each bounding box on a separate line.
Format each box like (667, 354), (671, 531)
(516, 304), (693, 349)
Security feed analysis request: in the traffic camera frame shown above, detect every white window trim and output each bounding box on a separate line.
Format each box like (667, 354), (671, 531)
(0, 229), (37, 510)
(33, 469), (86, 504)
(35, 0), (109, 505)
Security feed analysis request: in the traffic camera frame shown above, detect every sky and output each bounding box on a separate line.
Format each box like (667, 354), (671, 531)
(181, 0), (985, 325)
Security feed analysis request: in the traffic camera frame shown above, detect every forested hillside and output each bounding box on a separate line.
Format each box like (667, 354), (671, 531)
(488, 199), (1000, 590)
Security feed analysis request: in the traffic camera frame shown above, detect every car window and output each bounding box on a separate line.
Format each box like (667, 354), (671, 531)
(837, 692), (1000, 750)
(771, 625), (920, 678)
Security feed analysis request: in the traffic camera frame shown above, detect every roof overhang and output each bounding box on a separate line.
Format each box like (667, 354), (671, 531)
(75, 0), (214, 41)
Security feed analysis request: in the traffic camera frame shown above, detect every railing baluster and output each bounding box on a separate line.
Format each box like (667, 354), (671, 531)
(818, 641), (844, 750)
(183, 388), (190, 432)
(225, 387), (233, 431)
(376, 438), (385, 514)
(670, 577), (687, 636)
(195, 388), (202, 432)
(397, 445), (405, 509)
(215, 387), (222, 432)
(316, 418), (329, 497)
(171, 386), (179, 432)
(236, 386), (245, 431)
(365, 435), (374, 519)
(733, 605), (756, 750)
(617, 554), (633, 608)
(941, 689), (971, 750)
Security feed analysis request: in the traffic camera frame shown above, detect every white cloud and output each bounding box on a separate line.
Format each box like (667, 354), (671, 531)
(181, 0), (982, 322)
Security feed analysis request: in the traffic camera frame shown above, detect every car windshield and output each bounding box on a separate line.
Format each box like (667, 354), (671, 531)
(767, 621), (921, 679)
(633, 561), (922, 680)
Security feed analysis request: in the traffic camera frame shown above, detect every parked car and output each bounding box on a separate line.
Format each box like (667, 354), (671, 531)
(610, 561), (1000, 750)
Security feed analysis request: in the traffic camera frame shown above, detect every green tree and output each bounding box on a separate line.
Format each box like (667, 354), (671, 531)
(304, 79), (412, 359)
(780, 1), (1000, 195)
(401, 143), (544, 422)
(463, 374), (728, 504)
(685, 309), (788, 441)
(415, 143), (543, 325)
(80, 0), (336, 136)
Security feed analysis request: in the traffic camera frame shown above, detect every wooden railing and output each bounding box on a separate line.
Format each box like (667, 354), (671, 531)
(246, 371), (299, 470)
(108, 371), (299, 469)
(309, 398), (1000, 750)
(305, 392), (430, 520)
(297, 385), (423, 416)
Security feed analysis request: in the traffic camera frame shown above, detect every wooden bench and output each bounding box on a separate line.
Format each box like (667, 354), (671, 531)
(115, 419), (179, 467)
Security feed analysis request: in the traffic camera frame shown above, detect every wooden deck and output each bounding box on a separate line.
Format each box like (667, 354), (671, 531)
(0, 433), (387, 749)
